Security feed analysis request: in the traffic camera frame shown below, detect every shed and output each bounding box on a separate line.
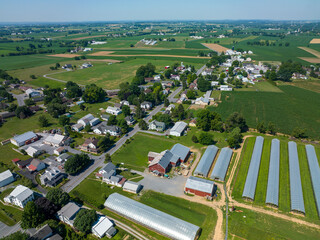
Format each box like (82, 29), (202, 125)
(0, 170), (15, 187)
(185, 176), (216, 197)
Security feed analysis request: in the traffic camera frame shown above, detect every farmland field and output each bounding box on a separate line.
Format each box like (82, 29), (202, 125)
(51, 58), (205, 89)
(213, 85), (320, 139)
(232, 136), (320, 223)
(227, 207), (320, 240)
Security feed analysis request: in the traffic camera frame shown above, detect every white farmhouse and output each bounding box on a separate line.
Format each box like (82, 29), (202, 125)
(4, 185), (34, 208)
(106, 106), (122, 115)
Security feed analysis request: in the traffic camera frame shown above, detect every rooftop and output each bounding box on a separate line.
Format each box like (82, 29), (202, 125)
(185, 176), (215, 194)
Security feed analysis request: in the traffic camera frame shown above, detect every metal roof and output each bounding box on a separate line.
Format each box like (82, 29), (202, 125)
(0, 170), (14, 182)
(9, 185), (33, 202)
(185, 176), (215, 194)
(92, 216), (113, 237)
(305, 145), (320, 216)
(170, 143), (190, 161)
(104, 193), (200, 240)
(266, 139), (280, 206)
(288, 141), (305, 213)
(242, 136), (264, 200)
(210, 147), (233, 181)
(194, 145), (218, 177)
(170, 121), (187, 134)
(12, 131), (37, 145)
(57, 202), (81, 220)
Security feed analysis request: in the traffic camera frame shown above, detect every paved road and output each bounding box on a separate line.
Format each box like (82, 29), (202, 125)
(0, 222), (22, 238)
(196, 64), (207, 76)
(12, 94), (27, 106)
(62, 103), (169, 193)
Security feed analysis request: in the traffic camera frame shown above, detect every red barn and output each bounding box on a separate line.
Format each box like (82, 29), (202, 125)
(148, 150), (172, 175)
(184, 176), (216, 197)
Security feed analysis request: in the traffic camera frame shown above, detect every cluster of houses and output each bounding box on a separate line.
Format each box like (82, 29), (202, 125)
(96, 162), (143, 194)
(57, 202), (116, 238)
(2, 182), (116, 239)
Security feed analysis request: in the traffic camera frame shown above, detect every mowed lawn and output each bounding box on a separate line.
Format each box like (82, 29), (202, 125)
(213, 85), (320, 140)
(232, 136), (320, 223)
(112, 133), (176, 171)
(228, 207), (320, 240)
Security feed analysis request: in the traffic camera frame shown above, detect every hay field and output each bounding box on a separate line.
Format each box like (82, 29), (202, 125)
(202, 43), (230, 53)
(310, 39), (320, 44)
(48, 53), (81, 58)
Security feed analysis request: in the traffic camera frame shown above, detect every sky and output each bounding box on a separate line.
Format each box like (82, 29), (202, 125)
(0, 0), (319, 23)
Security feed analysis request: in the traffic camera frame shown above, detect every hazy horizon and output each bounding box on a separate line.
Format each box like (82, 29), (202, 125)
(0, 0), (319, 23)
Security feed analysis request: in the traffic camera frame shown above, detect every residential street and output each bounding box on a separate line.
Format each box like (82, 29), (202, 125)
(0, 222), (22, 238)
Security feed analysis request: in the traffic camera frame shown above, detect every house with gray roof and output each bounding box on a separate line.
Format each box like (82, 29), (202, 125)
(148, 120), (166, 132)
(57, 202), (81, 227)
(40, 167), (66, 187)
(4, 185), (34, 208)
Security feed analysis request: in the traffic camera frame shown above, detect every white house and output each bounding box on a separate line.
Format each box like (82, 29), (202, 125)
(57, 202), (81, 227)
(4, 185), (34, 208)
(77, 114), (95, 126)
(72, 123), (84, 132)
(170, 121), (188, 137)
(201, 69), (213, 76)
(106, 106), (122, 115)
(154, 75), (161, 81)
(170, 75), (180, 81)
(120, 100), (130, 106)
(0, 170), (15, 187)
(149, 120), (166, 132)
(93, 122), (121, 136)
(92, 216), (116, 239)
(140, 101), (152, 110)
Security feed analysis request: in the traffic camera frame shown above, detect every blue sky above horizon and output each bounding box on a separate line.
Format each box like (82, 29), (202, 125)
(0, 0), (319, 22)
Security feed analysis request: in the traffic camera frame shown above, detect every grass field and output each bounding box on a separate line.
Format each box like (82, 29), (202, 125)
(235, 81), (283, 93)
(213, 85), (320, 139)
(112, 133), (176, 171)
(227, 207), (320, 240)
(232, 136), (320, 223)
(51, 58), (204, 89)
(289, 79), (320, 93)
(0, 54), (67, 71)
(28, 77), (66, 89)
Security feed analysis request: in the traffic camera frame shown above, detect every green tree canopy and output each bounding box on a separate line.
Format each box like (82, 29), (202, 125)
(83, 84), (106, 103)
(46, 188), (70, 207)
(21, 202), (45, 229)
(74, 209), (97, 234)
(199, 132), (214, 145)
(64, 154), (90, 175)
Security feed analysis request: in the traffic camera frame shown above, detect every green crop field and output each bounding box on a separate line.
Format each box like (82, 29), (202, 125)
(51, 58), (205, 89)
(228, 207), (320, 240)
(212, 85), (320, 139)
(0, 54), (67, 71)
(232, 136), (320, 223)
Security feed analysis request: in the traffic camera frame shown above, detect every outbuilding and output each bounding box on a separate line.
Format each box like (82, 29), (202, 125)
(170, 121), (188, 137)
(10, 131), (39, 147)
(185, 176), (216, 197)
(0, 170), (15, 187)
